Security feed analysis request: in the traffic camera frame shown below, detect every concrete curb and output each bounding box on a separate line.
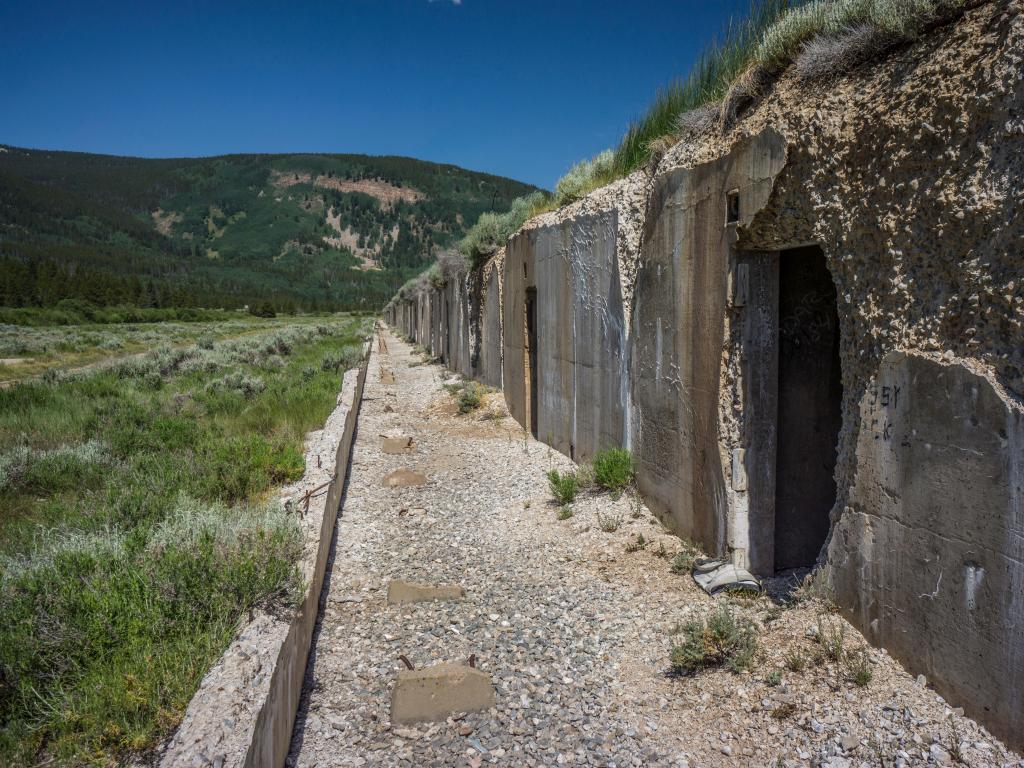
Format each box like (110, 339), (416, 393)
(160, 339), (372, 768)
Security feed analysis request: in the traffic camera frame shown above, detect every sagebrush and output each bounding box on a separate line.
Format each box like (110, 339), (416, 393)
(670, 606), (759, 674)
(0, 316), (369, 765)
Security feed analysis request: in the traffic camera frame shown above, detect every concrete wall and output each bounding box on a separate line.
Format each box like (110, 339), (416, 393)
(503, 235), (532, 430)
(503, 211), (626, 461)
(827, 351), (1024, 742)
(479, 260), (503, 389)
(631, 129), (786, 562)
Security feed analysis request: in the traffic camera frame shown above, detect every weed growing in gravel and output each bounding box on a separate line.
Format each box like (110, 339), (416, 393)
(772, 702), (797, 720)
(625, 533), (648, 553)
(654, 541), (670, 559)
(629, 491), (643, 519)
(597, 511), (623, 532)
(947, 716), (966, 764)
(671, 550), (694, 574)
(445, 380), (488, 414)
(725, 585), (761, 602)
(844, 648), (873, 687)
(765, 670), (782, 687)
(669, 605), (758, 674)
(546, 469), (579, 505)
(575, 462), (595, 491)
(592, 448), (634, 491)
(816, 613), (847, 663)
(784, 648), (808, 673)
(557, 505), (574, 520)
(480, 407), (506, 421)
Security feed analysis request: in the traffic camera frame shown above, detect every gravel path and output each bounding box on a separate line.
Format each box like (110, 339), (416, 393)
(287, 328), (1020, 768)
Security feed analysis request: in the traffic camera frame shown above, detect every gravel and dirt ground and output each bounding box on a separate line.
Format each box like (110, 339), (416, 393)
(287, 327), (1021, 768)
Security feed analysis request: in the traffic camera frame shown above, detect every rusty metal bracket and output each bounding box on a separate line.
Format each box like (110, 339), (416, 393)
(298, 473), (337, 517)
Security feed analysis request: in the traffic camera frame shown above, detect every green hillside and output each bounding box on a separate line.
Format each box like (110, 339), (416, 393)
(0, 146), (537, 316)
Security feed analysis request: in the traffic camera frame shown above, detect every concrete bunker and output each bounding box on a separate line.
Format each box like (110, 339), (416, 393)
(774, 244), (843, 571)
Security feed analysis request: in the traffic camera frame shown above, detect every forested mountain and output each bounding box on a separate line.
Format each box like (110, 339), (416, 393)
(0, 146), (537, 314)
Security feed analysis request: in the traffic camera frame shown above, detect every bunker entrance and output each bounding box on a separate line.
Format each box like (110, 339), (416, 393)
(775, 245), (842, 571)
(525, 288), (539, 438)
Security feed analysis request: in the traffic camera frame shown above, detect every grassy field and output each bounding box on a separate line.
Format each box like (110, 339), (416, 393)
(0, 314), (371, 766)
(0, 313), (341, 384)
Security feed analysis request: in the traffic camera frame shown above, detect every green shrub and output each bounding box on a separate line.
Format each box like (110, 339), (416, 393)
(553, 149), (615, 206)
(625, 533), (648, 553)
(597, 511), (623, 533)
(557, 505), (574, 520)
(546, 469), (579, 505)
(0, 440), (113, 495)
(206, 370), (266, 399)
(670, 606), (758, 674)
(456, 381), (485, 413)
(844, 647), (873, 687)
(766, 670), (782, 686)
(671, 549), (696, 575)
(444, 380), (488, 414)
(816, 613), (847, 662)
(320, 348), (361, 372)
(458, 191), (547, 269)
(784, 648), (808, 672)
(592, 448), (634, 491)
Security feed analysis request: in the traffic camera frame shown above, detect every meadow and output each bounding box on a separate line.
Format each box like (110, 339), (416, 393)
(0, 312), (334, 384)
(0, 314), (371, 765)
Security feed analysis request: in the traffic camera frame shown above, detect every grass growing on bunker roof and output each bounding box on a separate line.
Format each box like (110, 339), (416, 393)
(579, 0), (976, 194)
(0, 315), (369, 765)
(611, 0), (797, 179)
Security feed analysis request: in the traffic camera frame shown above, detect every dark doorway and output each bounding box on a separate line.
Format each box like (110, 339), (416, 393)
(442, 296), (451, 365)
(525, 288), (538, 437)
(775, 246), (842, 570)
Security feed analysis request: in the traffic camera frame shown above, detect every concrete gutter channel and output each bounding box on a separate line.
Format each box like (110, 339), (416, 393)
(159, 338), (372, 768)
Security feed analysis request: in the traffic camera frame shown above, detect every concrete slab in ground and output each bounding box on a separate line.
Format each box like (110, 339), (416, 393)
(390, 663), (494, 724)
(387, 580), (465, 604)
(381, 436), (415, 454)
(382, 468), (426, 487)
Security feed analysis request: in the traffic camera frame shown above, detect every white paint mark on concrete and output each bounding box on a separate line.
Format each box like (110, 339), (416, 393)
(964, 563), (984, 611)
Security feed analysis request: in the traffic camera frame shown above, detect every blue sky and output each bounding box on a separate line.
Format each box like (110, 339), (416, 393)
(0, 0), (749, 189)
